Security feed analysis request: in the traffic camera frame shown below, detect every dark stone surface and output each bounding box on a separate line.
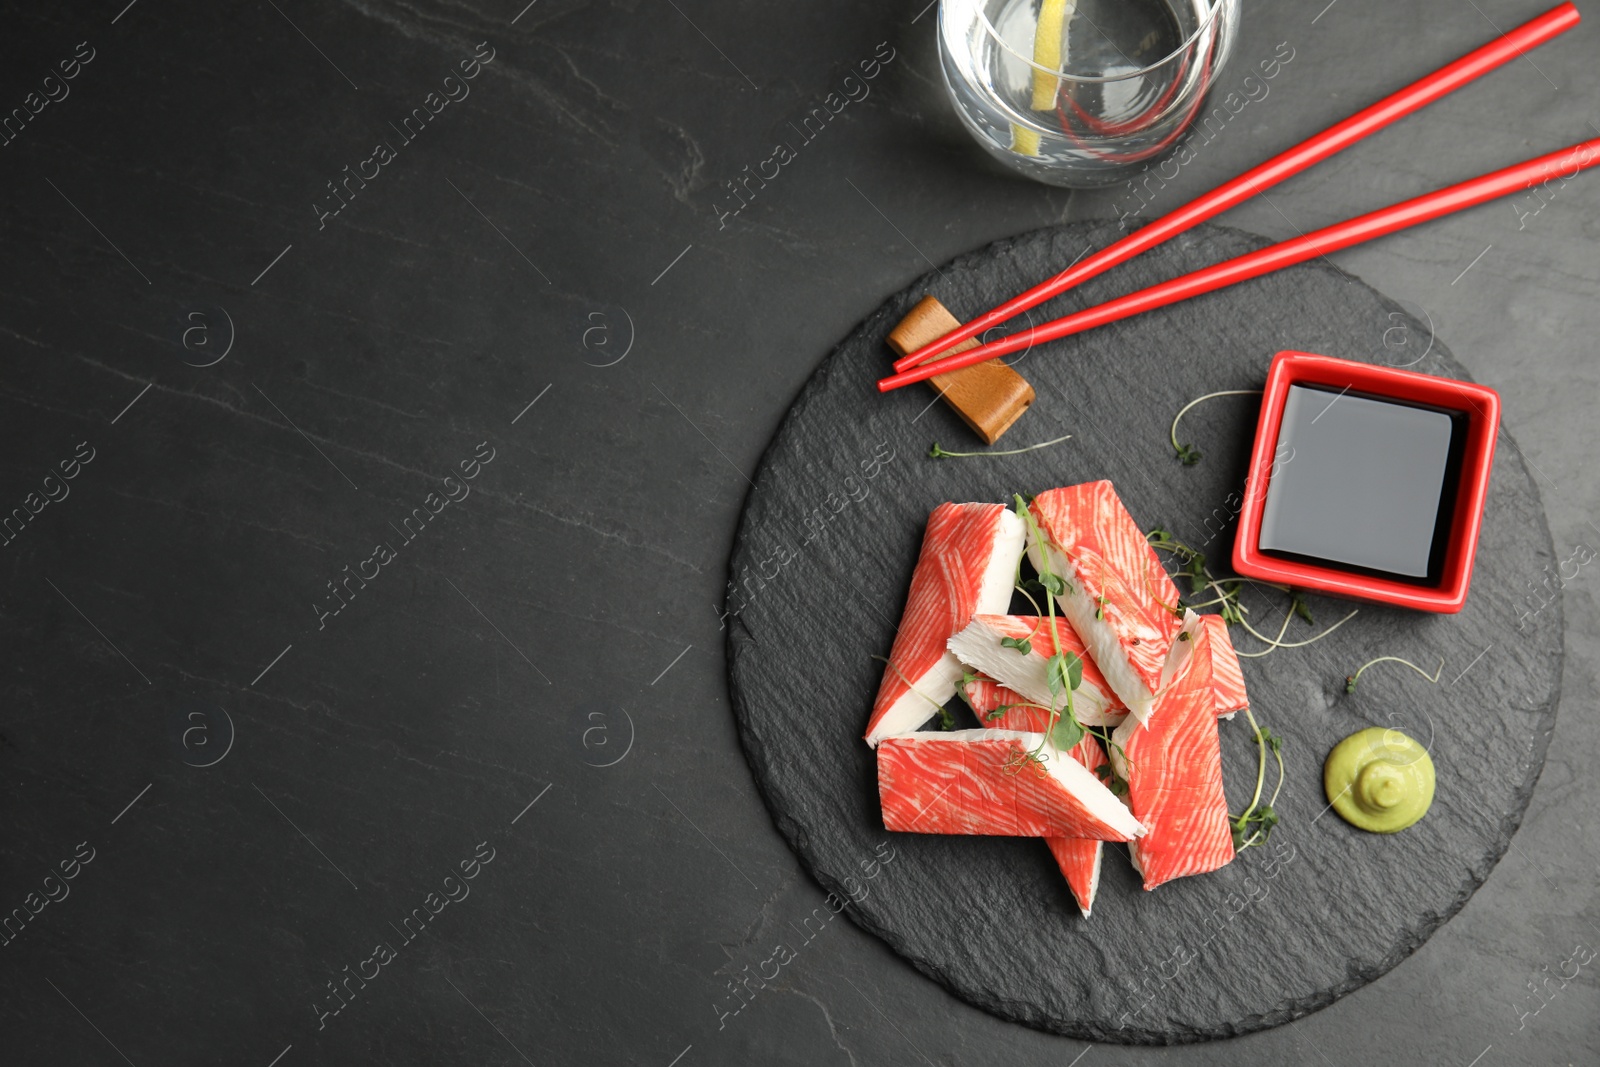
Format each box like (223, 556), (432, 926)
(727, 221), (1563, 1042)
(2, 0), (1597, 1063)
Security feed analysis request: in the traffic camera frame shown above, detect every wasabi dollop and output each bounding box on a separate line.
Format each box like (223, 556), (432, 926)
(1324, 727), (1434, 833)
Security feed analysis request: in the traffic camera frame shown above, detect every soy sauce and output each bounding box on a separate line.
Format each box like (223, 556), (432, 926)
(1258, 384), (1467, 584)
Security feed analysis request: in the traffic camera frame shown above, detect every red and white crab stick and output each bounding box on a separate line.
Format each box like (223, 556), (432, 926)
(888, 2), (1580, 377)
(879, 134), (1600, 392)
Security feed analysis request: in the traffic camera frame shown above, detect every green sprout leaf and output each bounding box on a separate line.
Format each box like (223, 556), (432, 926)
(1039, 572), (1066, 598)
(954, 671), (981, 713)
(1000, 635), (1032, 656)
(1233, 805), (1279, 848)
(1093, 759), (1129, 798)
(1221, 593), (1243, 625)
(1046, 651), (1083, 698)
(1050, 715), (1085, 752)
(1291, 594), (1314, 626)
(1175, 442), (1203, 466)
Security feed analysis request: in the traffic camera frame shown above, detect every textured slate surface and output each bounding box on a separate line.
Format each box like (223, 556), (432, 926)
(6, 1), (1597, 1063)
(726, 221), (1563, 1043)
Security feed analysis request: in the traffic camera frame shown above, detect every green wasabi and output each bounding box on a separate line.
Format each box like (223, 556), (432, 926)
(1324, 727), (1434, 833)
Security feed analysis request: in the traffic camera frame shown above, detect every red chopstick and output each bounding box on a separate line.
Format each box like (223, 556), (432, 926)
(890, 1), (1580, 375)
(878, 135), (1600, 392)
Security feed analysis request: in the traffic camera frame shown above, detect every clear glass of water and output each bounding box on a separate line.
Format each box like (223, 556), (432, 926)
(939, 0), (1239, 187)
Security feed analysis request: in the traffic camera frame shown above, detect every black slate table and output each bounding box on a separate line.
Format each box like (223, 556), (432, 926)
(2, 1), (1596, 1065)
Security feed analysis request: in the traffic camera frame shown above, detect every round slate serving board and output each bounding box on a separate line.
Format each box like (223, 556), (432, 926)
(724, 222), (1563, 1044)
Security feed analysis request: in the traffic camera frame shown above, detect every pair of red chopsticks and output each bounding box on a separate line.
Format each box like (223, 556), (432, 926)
(879, 2), (1587, 394)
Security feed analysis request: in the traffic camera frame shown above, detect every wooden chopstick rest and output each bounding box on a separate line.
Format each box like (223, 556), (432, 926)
(886, 295), (1034, 445)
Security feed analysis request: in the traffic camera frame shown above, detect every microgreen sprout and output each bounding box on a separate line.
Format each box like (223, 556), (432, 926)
(1169, 389), (1264, 467)
(1141, 527), (1340, 852)
(1231, 712), (1286, 851)
(1015, 581), (1046, 617)
(1344, 655), (1445, 694)
(1291, 594), (1314, 626)
(1086, 726), (1132, 797)
(1003, 749), (1051, 777)
(1144, 529), (1210, 597)
(1010, 493), (1086, 764)
(1235, 607), (1359, 658)
(928, 432), (1073, 460)
(1145, 527), (1357, 658)
(954, 670), (982, 718)
(1093, 761), (1129, 798)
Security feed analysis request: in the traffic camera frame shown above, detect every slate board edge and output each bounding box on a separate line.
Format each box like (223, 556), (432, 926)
(723, 221), (1563, 1045)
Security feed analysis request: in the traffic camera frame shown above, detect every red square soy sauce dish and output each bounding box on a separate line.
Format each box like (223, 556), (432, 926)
(1231, 350), (1500, 614)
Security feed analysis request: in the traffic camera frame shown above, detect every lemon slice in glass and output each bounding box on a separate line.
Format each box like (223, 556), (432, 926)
(1012, 0), (1073, 157)
(1030, 0), (1072, 109)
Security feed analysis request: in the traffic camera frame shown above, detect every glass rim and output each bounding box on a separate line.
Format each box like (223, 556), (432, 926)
(965, 0), (1236, 85)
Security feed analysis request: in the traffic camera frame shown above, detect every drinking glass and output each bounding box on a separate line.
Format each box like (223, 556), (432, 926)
(938, 0), (1239, 187)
